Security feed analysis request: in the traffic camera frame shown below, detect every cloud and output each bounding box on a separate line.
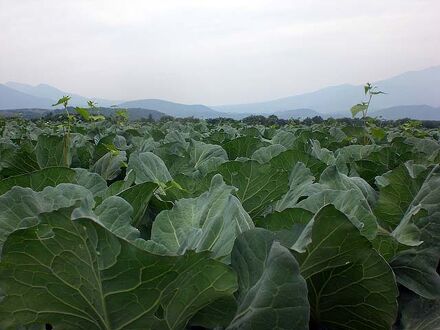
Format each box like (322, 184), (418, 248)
(0, 0), (439, 104)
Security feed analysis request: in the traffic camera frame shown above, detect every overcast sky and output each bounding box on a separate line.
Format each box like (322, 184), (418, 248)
(1, 0), (439, 105)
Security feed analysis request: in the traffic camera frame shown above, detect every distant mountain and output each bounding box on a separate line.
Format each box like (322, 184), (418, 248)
(3, 65), (440, 119)
(0, 84), (54, 109)
(373, 67), (440, 110)
(214, 84), (362, 114)
(213, 65), (440, 114)
(118, 99), (221, 118)
(274, 108), (322, 119)
(5, 82), (119, 107)
(372, 105), (440, 121)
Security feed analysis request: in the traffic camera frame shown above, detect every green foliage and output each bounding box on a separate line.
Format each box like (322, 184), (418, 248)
(52, 95), (71, 108)
(0, 114), (439, 329)
(350, 82), (385, 120)
(0, 207), (237, 329)
(75, 106), (91, 121)
(293, 205), (398, 329)
(228, 228), (309, 329)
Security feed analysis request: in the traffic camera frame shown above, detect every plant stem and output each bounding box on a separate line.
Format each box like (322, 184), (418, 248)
(363, 93), (373, 145)
(63, 107), (70, 167)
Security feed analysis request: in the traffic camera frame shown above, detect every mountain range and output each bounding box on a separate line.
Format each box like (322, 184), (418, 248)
(118, 99), (220, 118)
(1, 65), (440, 120)
(4, 82), (120, 107)
(372, 105), (440, 120)
(213, 65), (440, 114)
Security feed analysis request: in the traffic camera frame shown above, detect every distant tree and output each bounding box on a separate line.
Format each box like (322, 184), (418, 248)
(311, 116), (324, 124)
(242, 115), (267, 125)
(266, 115), (279, 126)
(159, 115), (175, 123)
(206, 117), (238, 125)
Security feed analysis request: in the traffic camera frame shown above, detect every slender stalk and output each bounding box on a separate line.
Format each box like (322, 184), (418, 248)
(363, 93), (373, 145)
(63, 106), (71, 167)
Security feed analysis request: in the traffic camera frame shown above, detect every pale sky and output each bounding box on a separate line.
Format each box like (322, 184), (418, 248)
(1, 0), (439, 105)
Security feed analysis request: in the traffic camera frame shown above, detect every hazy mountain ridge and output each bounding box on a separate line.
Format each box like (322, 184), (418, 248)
(1, 65), (440, 120)
(213, 65), (440, 114)
(118, 99), (220, 118)
(0, 84), (54, 109)
(213, 84), (362, 114)
(4, 82), (119, 107)
(371, 105), (440, 120)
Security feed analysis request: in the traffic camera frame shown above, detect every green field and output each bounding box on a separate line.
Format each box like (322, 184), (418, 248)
(0, 111), (439, 329)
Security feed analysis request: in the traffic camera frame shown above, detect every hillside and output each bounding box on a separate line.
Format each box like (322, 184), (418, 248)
(214, 84), (362, 114)
(372, 105), (440, 120)
(118, 99), (221, 118)
(5, 82), (119, 107)
(213, 65), (440, 114)
(0, 84), (54, 110)
(3, 65), (440, 119)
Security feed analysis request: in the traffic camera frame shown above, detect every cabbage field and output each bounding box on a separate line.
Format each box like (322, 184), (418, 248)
(0, 113), (439, 329)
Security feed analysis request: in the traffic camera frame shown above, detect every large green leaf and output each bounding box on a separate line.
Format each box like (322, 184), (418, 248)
(0, 140), (39, 177)
(255, 208), (313, 231)
(127, 151), (172, 185)
(354, 146), (400, 185)
(92, 151), (127, 181)
(35, 134), (71, 168)
(93, 134), (118, 161)
(251, 144), (286, 164)
(374, 163), (440, 298)
(406, 136), (440, 162)
(396, 289), (440, 330)
(271, 130), (297, 149)
(374, 163), (440, 243)
(297, 189), (378, 240)
(73, 168), (108, 198)
(319, 165), (377, 205)
(116, 181), (158, 227)
(350, 102), (368, 117)
(288, 166), (378, 240)
(334, 144), (381, 165)
(390, 212), (440, 299)
(217, 160), (289, 218)
(310, 140), (336, 166)
(0, 167), (76, 195)
(102, 170), (136, 199)
(160, 139), (228, 178)
(72, 195), (140, 241)
(70, 133), (94, 168)
(294, 205), (398, 329)
(0, 207), (238, 329)
(0, 184), (94, 255)
(150, 174), (254, 261)
(189, 296), (237, 329)
(0, 167), (107, 197)
(227, 229), (309, 330)
(274, 162), (316, 212)
(189, 139), (228, 175)
(223, 136), (268, 159)
(162, 173), (211, 200)
(255, 207), (312, 248)
(271, 148), (326, 179)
